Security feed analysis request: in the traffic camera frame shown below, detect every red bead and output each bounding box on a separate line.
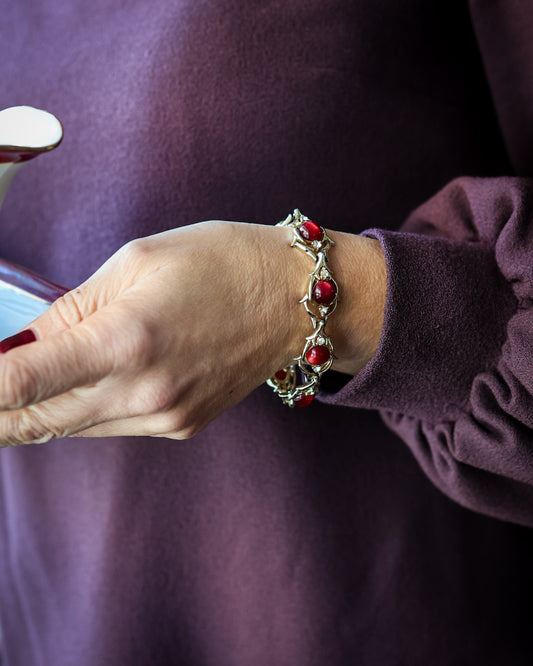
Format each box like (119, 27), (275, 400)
(294, 394), (314, 407)
(299, 221), (323, 242)
(313, 280), (337, 305)
(0, 329), (37, 354)
(305, 345), (330, 366)
(275, 370), (287, 381)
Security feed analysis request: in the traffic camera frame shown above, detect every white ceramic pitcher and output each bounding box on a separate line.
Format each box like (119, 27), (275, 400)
(0, 106), (65, 339)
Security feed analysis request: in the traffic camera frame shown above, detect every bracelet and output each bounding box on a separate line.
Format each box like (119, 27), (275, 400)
(267, 209), (338, 407)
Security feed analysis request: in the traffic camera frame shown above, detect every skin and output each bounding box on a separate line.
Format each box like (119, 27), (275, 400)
(0, 221), (386, 445)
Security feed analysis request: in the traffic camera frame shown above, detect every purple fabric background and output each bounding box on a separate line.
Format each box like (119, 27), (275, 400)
(0, 1), (532, 664)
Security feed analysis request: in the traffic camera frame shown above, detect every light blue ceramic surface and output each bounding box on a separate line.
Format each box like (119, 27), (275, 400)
(0, 279), (50, 339)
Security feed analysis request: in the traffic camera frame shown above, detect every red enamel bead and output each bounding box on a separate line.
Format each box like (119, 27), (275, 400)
(313, 280), (337, 305)
(294, 394), (314, 407)
(275, 370), (287, 381)
(299, 221), (323, 242)
(305, 345), (330, 366)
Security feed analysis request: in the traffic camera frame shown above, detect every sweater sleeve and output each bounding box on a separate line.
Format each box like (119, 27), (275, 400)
(321, 176), (533, 526)
(320, 0), (533, 526)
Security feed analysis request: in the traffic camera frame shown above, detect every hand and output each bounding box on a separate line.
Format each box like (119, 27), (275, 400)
(0, 221), (312, 444)
(0, 221), (386, 445)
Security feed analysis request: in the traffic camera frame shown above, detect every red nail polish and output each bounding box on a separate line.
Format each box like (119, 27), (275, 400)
(0, 329), (37, 353)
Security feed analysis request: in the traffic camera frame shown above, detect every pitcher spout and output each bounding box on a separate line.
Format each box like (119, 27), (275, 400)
(0, 106), (63, 210)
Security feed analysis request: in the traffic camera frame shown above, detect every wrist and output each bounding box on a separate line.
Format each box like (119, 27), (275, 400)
(264, 216), (386, 407)
(326, 231), (386, 375)
(267, 212), (340, 405)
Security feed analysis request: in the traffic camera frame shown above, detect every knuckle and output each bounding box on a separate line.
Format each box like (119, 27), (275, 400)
(160, 409), (188, 435)
(177, 424), (201, 440)
(158, 409), (200, 439)
(2, 401), (71, 446)
(100, 314), (153, 374)
(5, 411), (52, 445)
(118, 238), (151, 265)
(121, 318), (154, 368)
(130, 374), (178, 415)
(50, 289), (85, 329)
(149, 377), (178, 414)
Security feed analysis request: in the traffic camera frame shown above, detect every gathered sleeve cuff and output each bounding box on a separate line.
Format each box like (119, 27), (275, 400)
(320, 177), (533, 525)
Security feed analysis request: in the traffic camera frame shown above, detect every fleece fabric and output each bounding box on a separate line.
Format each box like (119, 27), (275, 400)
(0, 1), (533, 664)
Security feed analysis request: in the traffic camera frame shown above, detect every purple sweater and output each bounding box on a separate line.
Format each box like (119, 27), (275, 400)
(1, 1), (532, 664)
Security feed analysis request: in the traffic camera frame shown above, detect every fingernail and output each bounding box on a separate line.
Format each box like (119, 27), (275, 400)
(0, 330), (37, 354)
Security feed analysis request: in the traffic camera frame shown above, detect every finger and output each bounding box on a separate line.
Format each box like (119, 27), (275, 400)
(0, 369), (182, 446)
(0, 385), (117, 446)
(70, 378), (230, 440)
(0, 301), (140, 410)
(70, 409), (202, 440)
(70, 414), (183, 439)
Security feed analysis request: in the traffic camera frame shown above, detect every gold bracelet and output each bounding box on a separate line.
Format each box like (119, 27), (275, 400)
(267, 209), (338, 407)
